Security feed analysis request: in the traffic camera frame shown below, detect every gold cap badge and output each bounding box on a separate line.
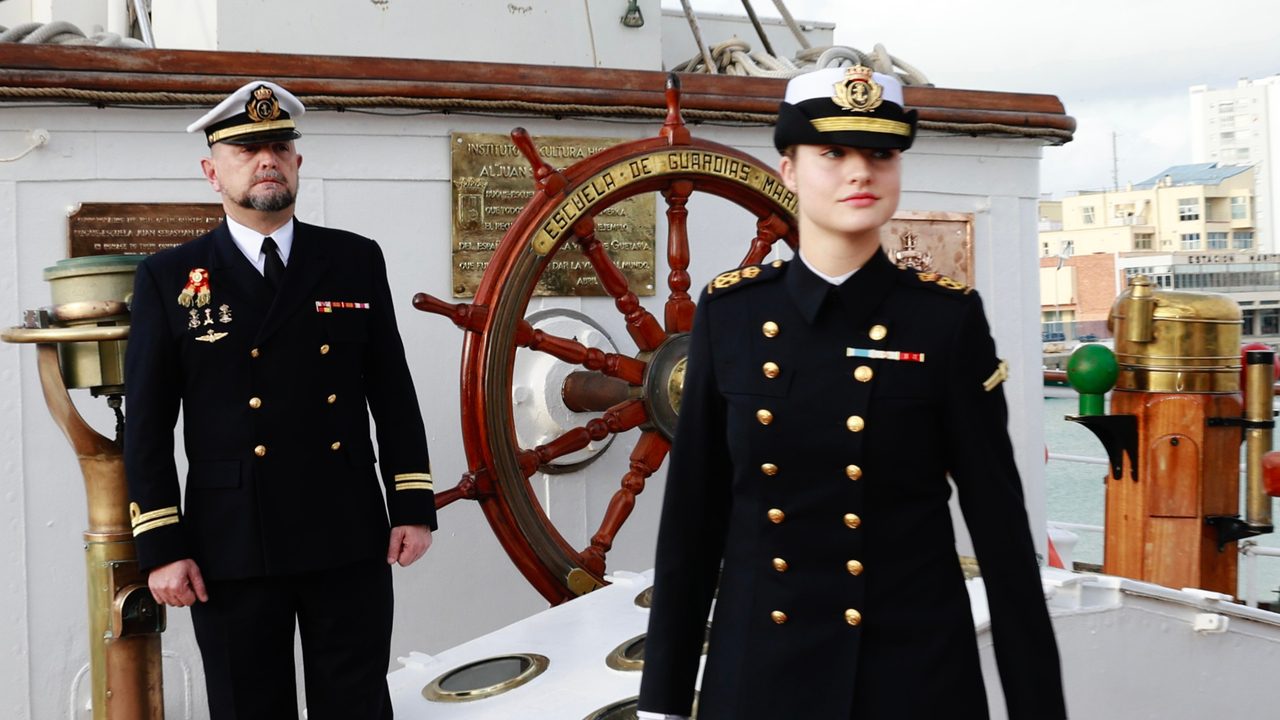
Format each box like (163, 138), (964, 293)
(832, 65), (884, 113)
(245, 85), (283, 123)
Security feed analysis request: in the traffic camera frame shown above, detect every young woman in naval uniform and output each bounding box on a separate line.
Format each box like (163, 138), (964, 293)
(637, 66), (1067, 720)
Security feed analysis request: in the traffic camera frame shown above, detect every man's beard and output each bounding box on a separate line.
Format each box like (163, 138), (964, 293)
(235, 173), (296, 213)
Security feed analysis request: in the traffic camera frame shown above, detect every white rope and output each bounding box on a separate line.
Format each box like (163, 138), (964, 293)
(673, 38), (931, 85)
(0, 21), (146, 47)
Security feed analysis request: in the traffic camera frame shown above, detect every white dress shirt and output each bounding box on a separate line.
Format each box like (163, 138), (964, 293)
(225, 214), (294, 275)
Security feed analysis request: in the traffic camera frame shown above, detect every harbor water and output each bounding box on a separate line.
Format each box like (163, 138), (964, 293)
(1042, 395), (1280, 607)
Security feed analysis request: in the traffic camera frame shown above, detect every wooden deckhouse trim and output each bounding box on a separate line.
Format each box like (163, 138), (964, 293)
(0, 45), (1075, 141)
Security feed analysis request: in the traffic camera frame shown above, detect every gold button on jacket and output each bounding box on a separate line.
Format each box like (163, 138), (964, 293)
(756, 409), (774, 425)
(761, 463), (778, 476)
(770, 610), (788, 625)
(845, 464), (862, 480)
(767, 508), (785, 524)
(762, 361), (781, 379)
(844, 609), (862, 626)
(843, 513), (861, 529)
(253, 445), (266, 457)
(248, 397), (262, 409)
(772, 558), (788, 572)
(846, 560), (864, 576)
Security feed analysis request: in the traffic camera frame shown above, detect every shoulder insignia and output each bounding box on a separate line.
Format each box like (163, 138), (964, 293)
(982, 359), (1009, 392)
(706, 261), (783, 296)
(913, 271), (972, 295)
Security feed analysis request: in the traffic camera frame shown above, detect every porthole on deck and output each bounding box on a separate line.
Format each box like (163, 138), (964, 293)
(605, 626), (712, 672)
(584, 694), (699, 719)
(421, 653), (550, 702)
(605, 634), (647, 671)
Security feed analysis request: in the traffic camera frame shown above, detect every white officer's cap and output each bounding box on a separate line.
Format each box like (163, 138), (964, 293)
(187, 80), (305, 146)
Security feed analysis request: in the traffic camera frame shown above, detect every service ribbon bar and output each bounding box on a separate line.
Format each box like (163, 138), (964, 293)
(316, 301), (372, 313)
(846, 347), (926, 363)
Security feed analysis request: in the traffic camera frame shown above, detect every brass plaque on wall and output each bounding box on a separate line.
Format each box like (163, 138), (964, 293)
(451, 133), (656, 298)
(68, 203), (224, 258)
(882, 211), (975, 285)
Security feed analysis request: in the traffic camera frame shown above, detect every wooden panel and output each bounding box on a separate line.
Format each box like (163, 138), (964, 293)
(1145, 517), (1201, 590)
(1145, 433), (1199, 517)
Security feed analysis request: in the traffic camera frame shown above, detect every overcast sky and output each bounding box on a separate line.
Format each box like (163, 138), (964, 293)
(662, 0), (1278, 197)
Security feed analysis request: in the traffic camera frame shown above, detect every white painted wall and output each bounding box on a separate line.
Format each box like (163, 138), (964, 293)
(151, 0), (666, 70)
(0, 98), (1050, 717)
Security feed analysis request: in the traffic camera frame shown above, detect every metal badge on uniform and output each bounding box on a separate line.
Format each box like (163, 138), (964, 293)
(846, 347), (925, 362)
(315, 300), (371, 313)
(177, 268), (211, 308)
(195, 328), (228, 343)
(832, 65), (884, 113)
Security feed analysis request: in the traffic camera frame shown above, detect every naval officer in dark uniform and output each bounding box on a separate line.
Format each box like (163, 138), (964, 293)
(637, 67), (1066, 719)
(124, 81), (436, 720)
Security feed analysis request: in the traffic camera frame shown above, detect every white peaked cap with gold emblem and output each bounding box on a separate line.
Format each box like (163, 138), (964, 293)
(774, 65), (917, 152)
(186, 80), (305, 146)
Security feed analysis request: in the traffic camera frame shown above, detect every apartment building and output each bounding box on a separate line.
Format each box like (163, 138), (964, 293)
(1190, 75), (1280, 252)
(1040, 163), (1256, 259)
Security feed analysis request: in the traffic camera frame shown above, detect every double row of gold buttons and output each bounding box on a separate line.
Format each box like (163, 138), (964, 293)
(756, 320), (877, 628)
(247, 342), (344, 458)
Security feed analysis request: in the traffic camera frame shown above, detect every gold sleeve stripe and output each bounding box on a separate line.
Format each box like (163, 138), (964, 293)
(133, 516), (180, 536)
(394, 472), (431, 482)
(130, 505), (178, 528)
(809, 117), (913, 137)
(395, 481), (434, 491)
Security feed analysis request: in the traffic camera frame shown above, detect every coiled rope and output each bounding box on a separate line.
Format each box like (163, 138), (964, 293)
(671, 38), (932, 87)
(0, 21), (146, 48)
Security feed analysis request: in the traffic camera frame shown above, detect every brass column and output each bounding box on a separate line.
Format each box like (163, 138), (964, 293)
(3, 255), (165, 719)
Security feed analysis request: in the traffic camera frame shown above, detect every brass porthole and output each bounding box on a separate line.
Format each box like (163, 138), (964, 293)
(605, 634), (647, 671)
(604, 626), (711, 672)
(422, 653), (550, 702)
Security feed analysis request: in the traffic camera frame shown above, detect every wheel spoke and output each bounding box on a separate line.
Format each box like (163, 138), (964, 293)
(516, 398), (648, 477)
(412, 293), (490, 332)
(663, 179), (696, 334)
(433, 469), (493, 510)
(573, 216), (668, 351)
(524, 328), (646, 385)
(580, 430), (672, 575)
(741, 213), (791, 266)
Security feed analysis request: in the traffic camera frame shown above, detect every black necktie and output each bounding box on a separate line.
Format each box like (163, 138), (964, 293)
(262, 236), (286, 292)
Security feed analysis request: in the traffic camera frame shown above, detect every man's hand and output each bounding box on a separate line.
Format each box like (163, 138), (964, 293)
(387, 524), (432, 567)
(148, 558), (208, 607)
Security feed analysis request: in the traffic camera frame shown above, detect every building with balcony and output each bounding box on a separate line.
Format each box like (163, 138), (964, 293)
(1040, 163), (1256, 258)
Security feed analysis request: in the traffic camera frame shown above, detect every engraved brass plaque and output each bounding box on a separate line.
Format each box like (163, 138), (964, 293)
(68, 203), (224, 258)
(883, 211), (975, 284)
(451, 133), (656, 298)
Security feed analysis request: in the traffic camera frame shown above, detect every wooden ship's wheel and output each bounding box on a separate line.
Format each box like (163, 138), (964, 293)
(414, 76), (798, 604)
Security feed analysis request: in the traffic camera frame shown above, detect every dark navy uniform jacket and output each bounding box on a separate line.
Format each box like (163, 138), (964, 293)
(124, 220), (436, 580)
(639, 251), (1065, 719)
